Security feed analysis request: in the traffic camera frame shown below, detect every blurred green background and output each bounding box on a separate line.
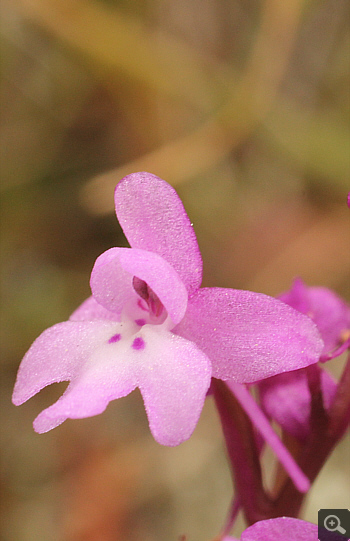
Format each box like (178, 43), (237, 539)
(1, 0), (349, 539)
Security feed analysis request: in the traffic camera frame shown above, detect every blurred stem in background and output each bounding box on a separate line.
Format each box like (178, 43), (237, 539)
(7, 0), (349, 215)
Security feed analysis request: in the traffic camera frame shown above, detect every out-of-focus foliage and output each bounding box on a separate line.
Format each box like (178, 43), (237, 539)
(1, 0), (349, 540)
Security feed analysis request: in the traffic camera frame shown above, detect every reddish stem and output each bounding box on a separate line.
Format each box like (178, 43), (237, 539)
(212, 353), (350, 525)
(212, 379), (274, 525)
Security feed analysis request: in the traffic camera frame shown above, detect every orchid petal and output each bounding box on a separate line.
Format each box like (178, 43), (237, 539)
(175, 288), (323, 382)
(21, 320), (211, 441)
(259, 367), (337, 440)
(137, 327), (211, 446)
(321, 336), (350, 362)
(70, 295), (120, 322)
(241, 517), (318, 541)
(114, 172), (202, 295)
(90, 247), (135, 314)
(119, 248), (188, 325)
(278, 278), (309, 314)
(303, 286), (350, 356)
(91, 247), (188, 325)
(12, 321), (121, 406)
(33, 330), (139, 433)
(280, 278), (350, 356)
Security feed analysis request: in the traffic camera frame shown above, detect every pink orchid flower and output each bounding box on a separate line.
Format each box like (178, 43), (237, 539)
(259, 279), (350, 440)
(279, 278), (350, 361)
(12, 173), (323, 446)
(223, 516), (318, 541)
(258, 367), (337, 441)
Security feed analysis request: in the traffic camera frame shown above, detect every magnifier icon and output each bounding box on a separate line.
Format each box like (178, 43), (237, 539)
(324, 514), (346, 535)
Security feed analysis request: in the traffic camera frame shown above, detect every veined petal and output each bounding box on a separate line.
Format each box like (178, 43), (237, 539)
(12, 320), (121, 406)
(137, 326), (212, 446)
(114, 172), (202, 295)
(175, 288), (324, 383)
(70, 295), (120, 322)
(258, 367), (337, 440)
(241, 517), (317, 541)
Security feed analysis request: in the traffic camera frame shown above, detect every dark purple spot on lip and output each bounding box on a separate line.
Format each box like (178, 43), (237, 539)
(132, 337), (145, 350)
(135, 319), (146, 326)
(108, 333), (121, 343)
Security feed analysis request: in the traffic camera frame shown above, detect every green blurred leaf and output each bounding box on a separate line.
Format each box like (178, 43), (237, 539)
(265, 101), (350, 189)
